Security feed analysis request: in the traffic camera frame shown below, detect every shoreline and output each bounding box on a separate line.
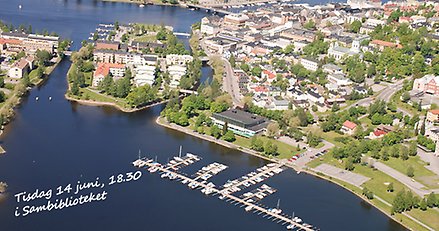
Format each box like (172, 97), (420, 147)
(155, 115), (426, 231)
(64, 94), (169, 113)
(0, 57), (63, 140)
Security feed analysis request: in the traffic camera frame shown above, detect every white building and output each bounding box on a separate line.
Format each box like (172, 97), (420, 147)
(165, 54), (193, 66)
(200, 23), (220, 35)
(327, 73), (352, 86)
(133, 65), (156, 87)
(300, 57), (319, 72)
(167, 65), (187, 88)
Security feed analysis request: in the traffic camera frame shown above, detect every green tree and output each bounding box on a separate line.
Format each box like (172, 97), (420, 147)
(210, 125), (222, 139)
(264, 140), (278, 156)
(22, 71), (30, 87)
(409, 141), (417, 156)
(98, 74), (114, 93)
(223, 130), (236, 142)
(407, 165), (414, 177)
(350, 20), (362, 33)
(229, 54), (236, 68)
(419, 199), (428, 211)
(387, 182), (394, 192)
(304, 20), (316, 30)
(114, 77), (131, 98)
(71, 80), (80, 96)
(401, 92), (410, 103)
(332, 102), (340, 112)
(251, 66), (262, 77)
(362, 187), (374, 199)
(35, 50), (52, 66)
(250, 136), (264, 152)
(266, 122), (279, 138)
(426, 193), (437, 208)
(400, 145), (409, 160)
(345, 157), (355, 171)
(126, 84), (157, 107)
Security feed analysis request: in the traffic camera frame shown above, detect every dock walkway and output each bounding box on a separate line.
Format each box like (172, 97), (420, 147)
(133, 158), (316, 231)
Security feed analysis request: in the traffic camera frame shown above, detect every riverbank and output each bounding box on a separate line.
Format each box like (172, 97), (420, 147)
(65, 93), (169, 113)
(0, 57), (63, 136)
(156, 115), (432, 231)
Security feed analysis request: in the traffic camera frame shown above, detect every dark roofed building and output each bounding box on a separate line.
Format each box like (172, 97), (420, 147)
(211, 109), (270, 137)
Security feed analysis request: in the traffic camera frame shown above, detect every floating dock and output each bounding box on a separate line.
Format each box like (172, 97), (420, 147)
(133, 155), (318, 231)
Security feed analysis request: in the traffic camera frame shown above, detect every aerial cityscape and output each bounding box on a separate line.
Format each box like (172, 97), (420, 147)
(0, 0), (438, 230)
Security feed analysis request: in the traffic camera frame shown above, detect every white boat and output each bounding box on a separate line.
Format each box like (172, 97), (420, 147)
(139, 4), (145, 8)
(286, 224), (295, 230)
(18, 4), (22, 9)
(161, 173), (170, 178)
(181, 179), (189, 184)
(245, 205), (253, 211)
(35, 97), (39, 101)
(169, 174), (177, 180)
(292, 217), (302, 223)
(48, 96), (52, 101)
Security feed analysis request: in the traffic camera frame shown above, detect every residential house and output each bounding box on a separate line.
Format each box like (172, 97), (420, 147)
(341, 120), (357, 135)
(92, 62), (126, 87)
(427, 109), (439, 123)
(8, 57), (30, 79)
(322, 63), (343, 74)
(369, 40), (403, 51)
(327, 73), (352, 86)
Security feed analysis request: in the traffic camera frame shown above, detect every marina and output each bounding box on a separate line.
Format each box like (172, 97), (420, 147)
(132, 154), (318, 231)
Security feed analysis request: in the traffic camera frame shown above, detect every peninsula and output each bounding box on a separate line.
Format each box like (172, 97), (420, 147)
(66, 22), (201, 112)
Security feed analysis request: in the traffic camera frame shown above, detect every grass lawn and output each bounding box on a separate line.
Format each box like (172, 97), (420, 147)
(233, 135), (304, 159)
(79, 88), (130, 109)
(133, 34), (157, 43)
(406, 208), (439, 231)
(392, 91), (422, 115)
(320, 131), (347, 147)
(380, 156), (439, 189)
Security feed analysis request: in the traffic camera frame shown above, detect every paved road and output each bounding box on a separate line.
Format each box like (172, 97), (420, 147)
(290, 139), (335, 169)
(417, 148), (439, 177)
(199, 37), (242, 106)
(222, 57), (242, 106)
(373, 161), (432, 197)
(344, 79), (407, 113)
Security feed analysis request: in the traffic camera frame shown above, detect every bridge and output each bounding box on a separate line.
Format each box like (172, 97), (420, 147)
(199, 56), (209, 62)
(179, 89), (198, 95)
(63, 51), (73, 56)
(186, 4), (231, 15)
(174, 32), (191, 37)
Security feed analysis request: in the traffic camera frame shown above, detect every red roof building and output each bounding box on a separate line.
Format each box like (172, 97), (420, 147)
(341, 120), (357, 135)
